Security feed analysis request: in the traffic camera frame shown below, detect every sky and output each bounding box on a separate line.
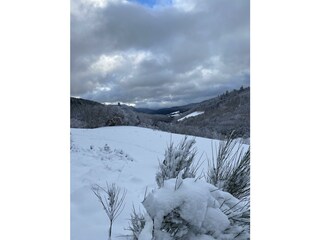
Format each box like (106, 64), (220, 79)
(71, 0), (250, 108)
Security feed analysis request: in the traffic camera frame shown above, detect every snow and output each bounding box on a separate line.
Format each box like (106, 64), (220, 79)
(177, 111), (204, 121)
(71, 126), (248, 240)
(169, 111), (180, 117)
(142, 178), (236, 239)
(141, 178), (249, 239)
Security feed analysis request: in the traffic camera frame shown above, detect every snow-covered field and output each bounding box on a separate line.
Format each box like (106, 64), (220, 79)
(177, 111), (204, 121)
(71, 126), (247, 240)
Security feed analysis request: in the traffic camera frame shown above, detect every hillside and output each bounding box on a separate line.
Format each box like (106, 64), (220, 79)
(70, 97), (170, 128)
(162, 87), (250, 138)
(70, 87), (250, 139)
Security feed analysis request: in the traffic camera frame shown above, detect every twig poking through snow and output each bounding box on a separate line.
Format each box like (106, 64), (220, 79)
(92, 183), (127, 240)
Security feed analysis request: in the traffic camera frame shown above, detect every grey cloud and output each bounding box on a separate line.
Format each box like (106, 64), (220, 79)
(71, 0), (249, 108)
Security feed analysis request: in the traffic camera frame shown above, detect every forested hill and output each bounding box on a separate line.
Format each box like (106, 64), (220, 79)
(165, 87), (250, 138)
(71, 87), (250, 139)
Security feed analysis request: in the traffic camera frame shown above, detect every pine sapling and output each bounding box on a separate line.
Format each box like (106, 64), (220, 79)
(92, 183), (127, 240)
(156, 136), (197, 188)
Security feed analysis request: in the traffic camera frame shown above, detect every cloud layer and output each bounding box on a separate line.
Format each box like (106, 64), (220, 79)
(71, 0), (250, 108)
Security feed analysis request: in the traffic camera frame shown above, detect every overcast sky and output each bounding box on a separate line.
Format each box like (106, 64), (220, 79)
(71, 0), (249, 108)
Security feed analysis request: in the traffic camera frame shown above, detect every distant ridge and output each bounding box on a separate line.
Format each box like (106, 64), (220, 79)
(135, 102), (197, 115)
(71, 87), (250, 139)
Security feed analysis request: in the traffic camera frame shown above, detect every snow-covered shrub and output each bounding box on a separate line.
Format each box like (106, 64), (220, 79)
(206, 134), (250, 200)
(127, 206), (146, 240)
(156, 137), (197, 188)
(104, 144), (111, 152)
(140, 178), (249, 240)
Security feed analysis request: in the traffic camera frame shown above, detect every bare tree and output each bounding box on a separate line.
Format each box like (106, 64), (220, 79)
(91, 183), (127, 240)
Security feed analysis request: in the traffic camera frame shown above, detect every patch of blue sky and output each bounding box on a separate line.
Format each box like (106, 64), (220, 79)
(128, 0), (172, 8)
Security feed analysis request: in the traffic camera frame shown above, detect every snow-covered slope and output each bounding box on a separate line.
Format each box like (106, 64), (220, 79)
(177, 111), (204, 122)
(71, 126), (247, 240)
